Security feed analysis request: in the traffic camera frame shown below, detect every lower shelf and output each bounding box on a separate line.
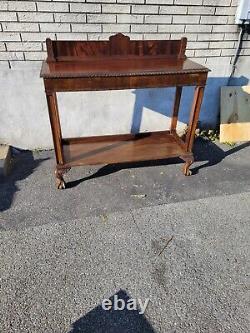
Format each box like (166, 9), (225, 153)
(62, 131), (188, 167)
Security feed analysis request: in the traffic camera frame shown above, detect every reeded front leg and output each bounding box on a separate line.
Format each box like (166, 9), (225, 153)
(185, 86), (205, 152)
(46, 90), (66, 188)
(46, 92), (64, 165)
(180, 86), (205, 176)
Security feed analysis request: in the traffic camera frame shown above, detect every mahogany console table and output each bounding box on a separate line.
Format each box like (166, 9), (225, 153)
(40, 33), (209, 189)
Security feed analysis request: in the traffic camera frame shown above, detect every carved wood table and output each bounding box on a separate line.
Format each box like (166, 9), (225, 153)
(40, 33), (210, 189)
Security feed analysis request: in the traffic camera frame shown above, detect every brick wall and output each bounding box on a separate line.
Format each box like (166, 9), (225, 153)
(0, 0), (248, 69)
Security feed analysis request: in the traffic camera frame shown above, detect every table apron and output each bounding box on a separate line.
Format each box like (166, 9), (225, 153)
(44, 72), (207, 93)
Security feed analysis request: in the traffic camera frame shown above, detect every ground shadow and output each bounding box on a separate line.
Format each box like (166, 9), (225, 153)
(66, 137), (250, 189)
(0, 150), (49, 213)
(192, 137), (250, 175)
(68, 289), (155, 333)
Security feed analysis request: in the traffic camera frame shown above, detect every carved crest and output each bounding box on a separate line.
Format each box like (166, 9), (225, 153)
(109, 33), (130, 55)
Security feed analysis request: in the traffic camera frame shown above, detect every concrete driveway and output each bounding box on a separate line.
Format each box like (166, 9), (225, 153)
(0, 138), (249, 332)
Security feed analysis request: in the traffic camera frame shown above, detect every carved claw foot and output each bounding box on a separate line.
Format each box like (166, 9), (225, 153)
(56, 177), (66, 189)
(182, 159), (193, 176)
(179, 155), (194, 176)
(55, 167), (70, 189)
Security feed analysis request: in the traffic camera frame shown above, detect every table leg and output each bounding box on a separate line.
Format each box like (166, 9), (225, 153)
(186, 86), (204, 151)
(46, 92), (65, 188)
(170, 86), (182, 133)
(182, 86), (205, 175)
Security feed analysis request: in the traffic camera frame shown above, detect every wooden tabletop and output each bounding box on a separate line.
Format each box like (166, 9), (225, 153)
(40, 57), (209, 79)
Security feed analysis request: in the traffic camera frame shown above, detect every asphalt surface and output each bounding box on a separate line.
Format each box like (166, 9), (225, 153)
(0, 138), (250, 332)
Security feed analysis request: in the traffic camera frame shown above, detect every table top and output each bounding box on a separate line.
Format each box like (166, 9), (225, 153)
(40, 57), (210, 79)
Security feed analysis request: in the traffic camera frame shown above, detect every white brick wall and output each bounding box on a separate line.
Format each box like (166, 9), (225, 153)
(0, 0), (248, 68)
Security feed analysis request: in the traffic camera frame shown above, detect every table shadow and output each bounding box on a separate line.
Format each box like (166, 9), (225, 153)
(65, 137), (250, 189)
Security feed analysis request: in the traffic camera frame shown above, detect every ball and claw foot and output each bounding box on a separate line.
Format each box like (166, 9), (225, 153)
(56, 177), (66, 189)
(55, 168), (70, 189)
(182, 159), (193, 176)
